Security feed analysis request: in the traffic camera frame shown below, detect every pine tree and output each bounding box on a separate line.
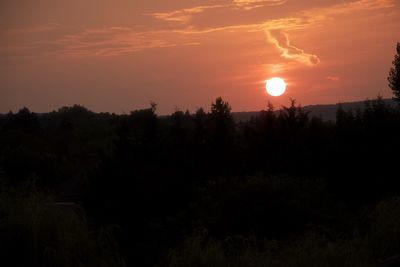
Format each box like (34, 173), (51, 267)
(388, 42), (400, 101)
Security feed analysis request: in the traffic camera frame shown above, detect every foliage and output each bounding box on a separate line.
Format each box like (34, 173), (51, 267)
(389, 42), (400, 101)
(0, 181), (125, 267)
(166, 198), (400, 267)
(1, 96), (400, 266)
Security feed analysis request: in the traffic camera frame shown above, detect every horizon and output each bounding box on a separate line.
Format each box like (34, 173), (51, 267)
(1, 0), (399, 114)
(3, 96), (395, 117)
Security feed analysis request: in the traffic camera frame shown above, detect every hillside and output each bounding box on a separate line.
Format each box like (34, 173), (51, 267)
(232, 98), (397, 122)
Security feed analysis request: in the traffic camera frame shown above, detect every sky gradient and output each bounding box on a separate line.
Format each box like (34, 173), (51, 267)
(1, 0), (399, 114)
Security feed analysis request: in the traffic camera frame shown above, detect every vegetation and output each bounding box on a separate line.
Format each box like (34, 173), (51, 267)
(389, 42), (400, 101)
(1, 97), (400, 266)
(167, 196), (400, 267)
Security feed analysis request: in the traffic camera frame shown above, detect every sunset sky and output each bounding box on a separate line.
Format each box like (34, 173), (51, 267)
(1, 0), (399, 114)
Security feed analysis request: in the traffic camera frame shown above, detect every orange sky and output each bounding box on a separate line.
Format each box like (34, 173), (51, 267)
(0, 0), (399, 114)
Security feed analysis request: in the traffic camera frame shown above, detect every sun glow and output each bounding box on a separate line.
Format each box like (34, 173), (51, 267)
(266, 77), (286, 96)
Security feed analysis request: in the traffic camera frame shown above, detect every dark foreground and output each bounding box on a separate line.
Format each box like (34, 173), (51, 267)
(1, 97), (400, 267)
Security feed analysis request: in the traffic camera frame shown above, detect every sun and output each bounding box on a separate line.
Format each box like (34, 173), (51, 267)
(266, 77), (287, 96)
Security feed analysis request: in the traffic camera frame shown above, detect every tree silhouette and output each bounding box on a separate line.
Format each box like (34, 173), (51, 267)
(194, 108), (207, 146)
(3, 95), (400, 266)
(388, 42), (400, 101)
(209, 97), (234, 149)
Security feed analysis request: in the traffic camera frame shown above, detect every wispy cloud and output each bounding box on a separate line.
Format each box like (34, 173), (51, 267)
(148, 0), (395, 66)
(149, 0), (287, 23)
(326, 76), (340, 81)
(0, 0), (395, 61)
(0, 26), (198, 58)
(150, 5), (224, 23)
(265, 30), (320, 66)
(325, 0), (394, 14)
(3, 23), (60, 34)
(233, 0), (287, 10)
(52, 27), (180, 57)
(260, 0), (395, 66)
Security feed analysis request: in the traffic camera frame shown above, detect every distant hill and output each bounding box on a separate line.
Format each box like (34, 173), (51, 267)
(1, 99), (397, 122)
(232, 98), (397, 122)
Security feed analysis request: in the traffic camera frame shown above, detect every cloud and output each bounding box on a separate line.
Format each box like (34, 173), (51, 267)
(146, 0), (395, 66)
(326, 76), (340, 81)
(258, 0), (395, 66)
(233, 0), (287, 10)
(265, 30), (320, 66)
(297, 0), (395, 23)
(0, 27), (195, 58)
(52, 27), (180, 57)
(57, 0), (394, 59)
(150, 5), (224, 23)
(3, 23), (60, 34)
(233, 0), (285, 4)
(149, 0), (287, 23)
(0, 0), (395, 60)
(327, 0), (394, 13)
